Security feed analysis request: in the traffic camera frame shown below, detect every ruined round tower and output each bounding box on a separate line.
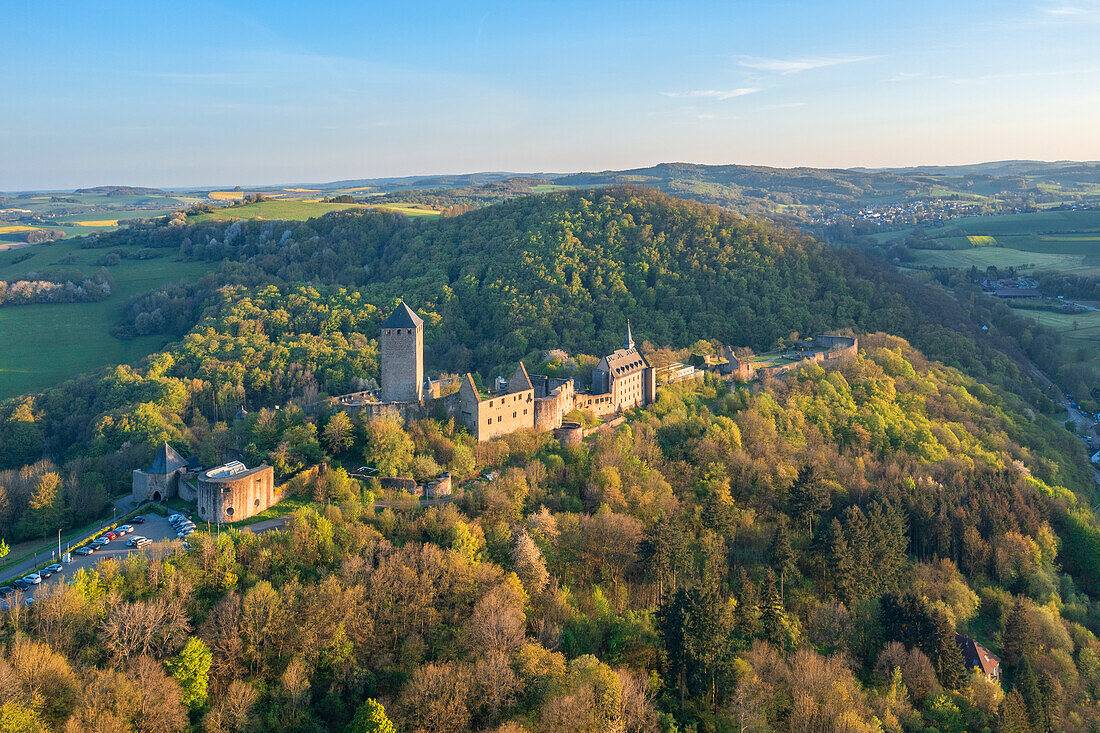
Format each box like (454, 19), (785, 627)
(381, 301), (424, 403)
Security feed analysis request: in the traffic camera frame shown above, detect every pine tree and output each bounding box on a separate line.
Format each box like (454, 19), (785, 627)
(930, 610), (966, 690)
(770, 515), (797, 598)
(733, 568), (760, 643)
(999, 690), (1032, 733)
(789, 465), (831, 536)
(760, 568), (788, 648)
(1003, 598), (1037, 669)
(828, 518), (855, 603)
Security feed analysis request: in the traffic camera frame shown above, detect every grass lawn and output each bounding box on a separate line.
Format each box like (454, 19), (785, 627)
(0, 238), (215, 399)
(227, 494), (311, 527)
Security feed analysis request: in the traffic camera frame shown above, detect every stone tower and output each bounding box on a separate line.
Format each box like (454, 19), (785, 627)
(381, 301), (424, 403)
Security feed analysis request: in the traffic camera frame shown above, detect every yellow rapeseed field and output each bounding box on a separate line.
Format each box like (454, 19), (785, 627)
(208, 191), (247, 201)
(73, 220), (119, 227)
(0, 225), (39, 234)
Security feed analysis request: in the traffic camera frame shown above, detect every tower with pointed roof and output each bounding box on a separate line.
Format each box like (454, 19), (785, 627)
(381, 301), (424, 403)
(624, 319), (635, 351)
(132, 441), (189, 503)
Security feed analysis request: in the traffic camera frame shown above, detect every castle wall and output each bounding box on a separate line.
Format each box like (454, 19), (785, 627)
(131, 469), (181, 503)
(532, 377), (574, 431)
(196, 466), (275, 524)
(476, 388), (536, 441)
(380, 323), (423, 403)
(553, 421), (584, 447)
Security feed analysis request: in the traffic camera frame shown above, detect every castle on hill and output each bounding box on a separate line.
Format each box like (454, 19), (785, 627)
(339, 301), (657, 441)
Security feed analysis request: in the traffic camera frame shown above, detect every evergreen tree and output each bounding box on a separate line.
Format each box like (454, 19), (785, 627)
(1003, 598), (1037, 670)
(789, 465), (831, 535)
(733, 568), (760, 644)
(760, 568), (790, 648)
(828, 518), (855, 603)
(999, 690), (1033, 733)
(769, 515), (797, 598)
(640, 516), (693, 599)
(930, 610), (966, 690)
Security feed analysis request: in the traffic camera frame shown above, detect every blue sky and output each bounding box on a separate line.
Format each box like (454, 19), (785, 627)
(3, 0), (1099, 190)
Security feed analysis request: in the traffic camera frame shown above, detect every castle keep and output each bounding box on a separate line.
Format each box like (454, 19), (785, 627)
(380, 302), (424, 403)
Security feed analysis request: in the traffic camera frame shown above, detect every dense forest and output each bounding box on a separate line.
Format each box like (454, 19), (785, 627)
(4, 339), (1100, 732)
(3, 188), (1100, 731)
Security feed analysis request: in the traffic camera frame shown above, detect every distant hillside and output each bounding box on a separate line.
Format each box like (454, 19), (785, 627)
(72, 185), (169, 196)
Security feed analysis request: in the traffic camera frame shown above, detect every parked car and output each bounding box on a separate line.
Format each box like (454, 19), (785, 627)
(0, 600), (9, 612)
(13, 579), (30, 591)
(45, 563), (62, 574)
(0, 586), (13, 597)
(22, 574), (41, 585)
(106, 531), (121, 541)
(134, 537), (152, 547)
(92, 536), (110, 546)
(132, 515), (146, 524)
(24, 597), (34, 607)
(74, 546), (95, 556)
(118, 525), (134, 534)
(38, 568), (53, 579)
(168, 514), (184, 523)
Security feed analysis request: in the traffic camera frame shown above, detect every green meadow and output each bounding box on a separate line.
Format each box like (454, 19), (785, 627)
(895, 209), (1100, 274)
(0, 238), (214, 399)
(189, 198), (440, 223)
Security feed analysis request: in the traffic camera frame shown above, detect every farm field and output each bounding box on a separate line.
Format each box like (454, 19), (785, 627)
(906, 247), (1100, 275)
(0, 238), (215, 399)
(882, 208), (1100, 274)
(189, 198), (440, 222)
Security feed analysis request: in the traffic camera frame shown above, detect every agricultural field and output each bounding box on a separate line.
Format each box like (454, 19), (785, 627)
(0, 237), (214, 399)
(0, 188), (195, 242)
(891, 208), (1100, 275)
(189, 198), (440, 223)
(905, 247), (1100, 276)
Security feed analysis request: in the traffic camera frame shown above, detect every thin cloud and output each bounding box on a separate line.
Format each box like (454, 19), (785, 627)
(1040, 1), (1100, 17)
(757, 102), (807, 110)
(661, 88), (760, 100)
(738, 55), (879, 74)
(886, 71), (948, 83)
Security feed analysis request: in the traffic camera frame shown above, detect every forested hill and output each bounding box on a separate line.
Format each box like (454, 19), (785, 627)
(6, 187), (1100, 731)
(101, 187), (1049, 407)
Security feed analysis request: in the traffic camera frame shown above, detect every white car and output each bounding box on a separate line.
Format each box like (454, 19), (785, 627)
(22, 574), (41, 585)
(45, 563), (63, 574)
(118, 524), (134, 535)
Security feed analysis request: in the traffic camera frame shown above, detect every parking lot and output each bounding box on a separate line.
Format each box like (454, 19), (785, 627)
(1, 512), (191, 606)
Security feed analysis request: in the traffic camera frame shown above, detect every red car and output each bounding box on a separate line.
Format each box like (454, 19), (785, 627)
(105, 530), (121, 540)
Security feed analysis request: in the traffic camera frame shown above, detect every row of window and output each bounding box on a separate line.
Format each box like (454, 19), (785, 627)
(487, 408), (528, 425)
(384, 327), (419, 335)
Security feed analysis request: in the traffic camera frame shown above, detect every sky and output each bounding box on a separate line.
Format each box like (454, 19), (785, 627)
(3, 0), (1100, 190)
